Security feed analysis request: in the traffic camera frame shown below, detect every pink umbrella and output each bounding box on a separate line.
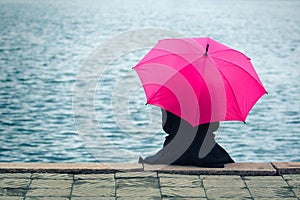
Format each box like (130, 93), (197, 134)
(133, 37), (267, 126)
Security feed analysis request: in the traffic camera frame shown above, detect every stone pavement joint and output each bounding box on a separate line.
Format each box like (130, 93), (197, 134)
(0, 162), (299, 199)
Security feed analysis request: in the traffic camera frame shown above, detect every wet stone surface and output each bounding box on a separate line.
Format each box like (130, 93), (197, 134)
(26, 188), (71, 197)
(31, 173), (73, 180)
(161, 186), (206, 198)
(202, 175), (246, 188)
(72, 186), (115, 197)
(160, 177), (202, 187)
(283, 174), (300, 188)
(117, 186), (161, 197)
(0, 196), (25, 200)
(248, 187), (296, 198)
(0, 188), (28, 196)
(0, 173), (32, 179)
(205, 187), (251, 199)
(30, 179), (72, 189)
(201, 175), (251, 199)
(116, 174), (160, 198)
(72, 178), (115, 197)
(0, 172), (299, 199)
(0, 178), (31, 189)
(74, 173), (114, 180)
(244, 176), (290, 188)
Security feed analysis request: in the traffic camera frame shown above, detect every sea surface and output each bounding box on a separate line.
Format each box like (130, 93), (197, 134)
(0, 0), (299, 163)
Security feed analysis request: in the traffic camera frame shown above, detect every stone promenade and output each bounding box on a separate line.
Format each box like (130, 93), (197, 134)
(0, 162), (299, 199)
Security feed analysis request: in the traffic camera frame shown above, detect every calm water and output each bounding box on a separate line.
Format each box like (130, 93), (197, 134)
(0, 0), (299, 163)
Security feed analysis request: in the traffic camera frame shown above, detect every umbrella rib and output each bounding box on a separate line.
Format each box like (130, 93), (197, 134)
(211, 56), (265, 88)
(217, 69), (245, 122)
(137, 37), (206, 66)
(210, 49), (250, 59)
(136, 52), (191, 67)
(137, 48), (203, 70)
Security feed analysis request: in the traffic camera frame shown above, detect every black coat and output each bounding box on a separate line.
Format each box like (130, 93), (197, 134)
(141, 109), (234, 167)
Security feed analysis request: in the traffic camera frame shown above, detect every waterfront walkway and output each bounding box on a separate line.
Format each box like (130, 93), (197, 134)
(0, 162), (299, 199)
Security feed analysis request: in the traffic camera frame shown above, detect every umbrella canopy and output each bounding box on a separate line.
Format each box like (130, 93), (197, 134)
(133, 37), (267, 126)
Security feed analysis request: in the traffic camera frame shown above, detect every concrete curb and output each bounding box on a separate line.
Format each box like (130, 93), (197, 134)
(272, 162), (300, 175)
(143, 162), (277, 176)
(0, 162), (299, 175)
(0, 163), (143, 174)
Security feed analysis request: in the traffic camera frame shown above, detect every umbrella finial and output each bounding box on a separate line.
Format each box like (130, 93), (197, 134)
(204, 44), (209, 56)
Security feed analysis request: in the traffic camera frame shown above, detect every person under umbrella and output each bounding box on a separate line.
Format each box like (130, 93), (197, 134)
(139, 109), (234, 167)
(134, 37), (267, 167)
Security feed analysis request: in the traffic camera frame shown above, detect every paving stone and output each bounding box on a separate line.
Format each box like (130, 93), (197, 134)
(201, 175), (242, 180)
(244, 176), (289, 188)
(159, 177), (202, 187)
(26, 188), (70, 197)
(29, 179), (72, 189)
(117, 197), (161, 200)
(72, 197), (115, 200)
(291, 187), (300, 197)
(209, 198), (252, 200)
(0, 188), (28, 196)
(0, 173), (32, 179)
(254, 198), (298, 200)
(163, 198), (206, 200)
(286, 179), (300, 188)
(116, 186), (160, 197)
(116, 172), (157, 178)
(73, 179), (115, 188)
(283, 174), (300, 188)
(205, 187), (250, 198)
(0, 196), (24, 200)
(201, 175), (245, 188)
(161, 186), (205, 198)
(282, 174), (300, 180)
(0, 178), (31, 188)
(245, 180), (289, 188)
(25, 197), (69, 200)
(248, 187), (296, 198)
(158, 173), (199, 179)
(203, 177), (246, 188)
(31, 173), (73, 180)
(74, 173), (114, 180)
(243, 176), (284, 181)
(72, 186), (115, 197)
(116, 177), (159, 188)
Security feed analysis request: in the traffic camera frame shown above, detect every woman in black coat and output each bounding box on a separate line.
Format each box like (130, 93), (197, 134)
(139, 109), (234, 167)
